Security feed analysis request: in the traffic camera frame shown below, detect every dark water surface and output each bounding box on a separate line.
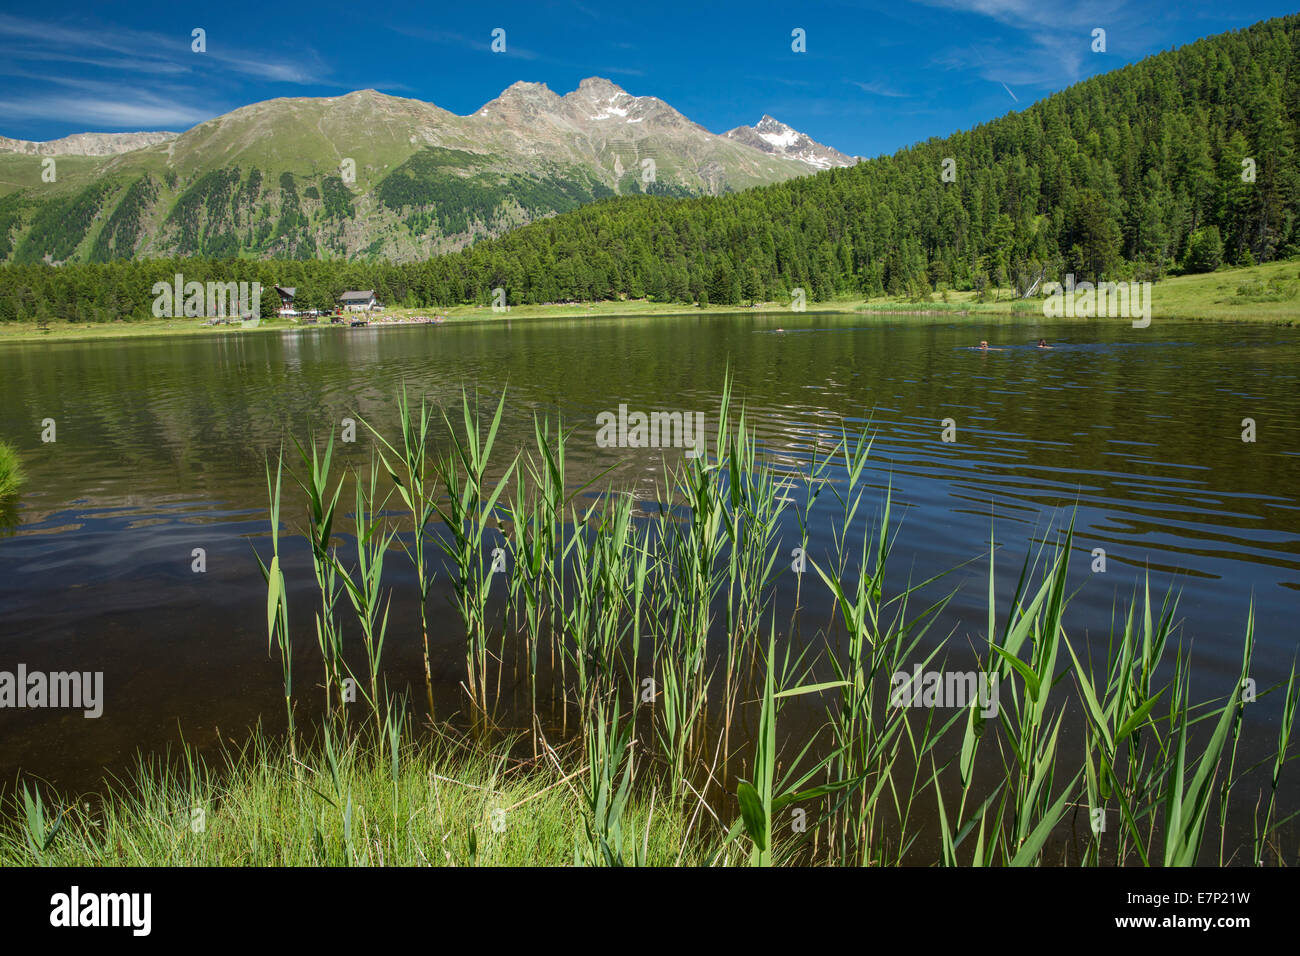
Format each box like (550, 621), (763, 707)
(1, 311), (1298, 830)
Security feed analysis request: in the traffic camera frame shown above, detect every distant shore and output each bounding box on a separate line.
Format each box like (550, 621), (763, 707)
(1, 258), (1295, 345)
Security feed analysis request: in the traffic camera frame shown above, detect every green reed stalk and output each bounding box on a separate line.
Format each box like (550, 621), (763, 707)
(1157, 609), (1254, 866)
(1068, 579), (1180, 865)
(242, 381), (1300, 868)
(363, 386), (439, 722)
(255, 450), (296, 765)
(576, 697), (644, 866)
(529, 414), (568, 696)
(505, 471), (542, 740)
(432, 389), (516, 718)
(335, 456), (397, 739)
(291, 433), (346, 719)
(719, 406), (787, 767)
(1254, 661), (1299, 865)
(730, 628), (855, 865)
(983, 523), (1080, 865)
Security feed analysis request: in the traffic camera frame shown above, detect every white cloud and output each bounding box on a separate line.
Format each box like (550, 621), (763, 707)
(0, 13), (328, 85)
(0, 13), (338, 130)
(915, 0), (1136, 87)
(0, 93), (211, 128)
(852, 80), (909, 98)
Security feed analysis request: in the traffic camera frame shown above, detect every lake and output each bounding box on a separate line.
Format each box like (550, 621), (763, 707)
(1, 311), (1298, 836)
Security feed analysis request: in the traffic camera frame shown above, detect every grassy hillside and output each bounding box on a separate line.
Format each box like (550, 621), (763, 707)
(1, 14), (1297, 319)
(0, 85), (819, 265)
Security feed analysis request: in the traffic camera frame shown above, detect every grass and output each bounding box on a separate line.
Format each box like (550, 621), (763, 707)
(854, 258), (1300, 324)
(0, 316), (303, 344)
(0, 440), (23, 498)
(1141, 259), (1300, 322)
(1, 260), (1297, 346)
(4, 384), (1298, 866)
(2, 728), (718, 866)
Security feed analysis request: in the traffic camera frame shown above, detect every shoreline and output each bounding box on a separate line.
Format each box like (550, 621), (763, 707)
(0, 305), (1291, 346)
(1, 259), (1296, 345)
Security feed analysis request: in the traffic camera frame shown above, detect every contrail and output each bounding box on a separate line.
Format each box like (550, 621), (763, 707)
(999, 81), (1019, 102)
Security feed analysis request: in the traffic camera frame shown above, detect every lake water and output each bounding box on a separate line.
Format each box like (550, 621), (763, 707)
(1, 311), (1298, 829)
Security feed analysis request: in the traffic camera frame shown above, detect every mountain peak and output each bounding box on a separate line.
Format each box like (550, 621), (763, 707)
(564, 77), (649, 122)
(723, 116), (855, 169)
(0, 77), (854, 263)
(505, 80), (553, 94)
(576, 76), (625, 96)
(478, 81), (562, 117)
(756, 114), (785, 128)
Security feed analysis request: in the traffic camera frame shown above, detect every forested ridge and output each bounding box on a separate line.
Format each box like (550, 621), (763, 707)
(1, 14), (1297, 321)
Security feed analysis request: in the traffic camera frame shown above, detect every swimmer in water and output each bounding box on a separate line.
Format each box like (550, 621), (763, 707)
(1037, 338), (1052, 349)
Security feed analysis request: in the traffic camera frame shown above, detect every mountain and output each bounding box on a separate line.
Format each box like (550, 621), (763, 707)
(723, 116), (857, 169)
(0, 79), (848, 264)
(9, 13), (1294, 324)
(403, 13), (1298, 305)
(0, 132), (178, 157)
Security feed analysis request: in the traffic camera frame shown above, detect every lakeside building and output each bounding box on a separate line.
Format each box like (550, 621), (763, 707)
(339, 290), (380, 313)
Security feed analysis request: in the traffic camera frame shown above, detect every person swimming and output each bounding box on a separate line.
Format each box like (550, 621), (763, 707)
(976, 340), (1003, 351)
(1037, 338), (1052, 349)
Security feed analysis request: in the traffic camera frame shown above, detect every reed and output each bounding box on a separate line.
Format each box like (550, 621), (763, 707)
(0, 440), (22, 499)
(229, 384), (1299, 867)
(334, 455), (397, 739)
(363, 386), (440, 720)
(253, 452), (295, 765)
(1254, 661), (1300, 864)
(430, 389), (517, 720)
(290, 433), (347, 718)
(576, 697), (645, 865)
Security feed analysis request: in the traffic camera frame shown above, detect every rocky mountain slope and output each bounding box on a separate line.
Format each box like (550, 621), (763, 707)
(0, 79), (849, 263)
(0, 131), (179, 156)
(723, 115), (857, 169)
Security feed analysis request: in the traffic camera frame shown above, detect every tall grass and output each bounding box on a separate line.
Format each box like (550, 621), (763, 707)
(248, 384), (1299, 865)
(431, 390), (516, 720)
(253, 452), (295, 765)
(15, 384), (1291, 867)
(290, 432), (346, 719)
(363, 387), (440, 720)
(1, 729), (716, 866)
(0, 440), (23, 498)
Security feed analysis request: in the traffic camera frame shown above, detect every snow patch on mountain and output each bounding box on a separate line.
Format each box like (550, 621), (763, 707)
(722, 115), (856, 169)
(758, 126), (799, 149)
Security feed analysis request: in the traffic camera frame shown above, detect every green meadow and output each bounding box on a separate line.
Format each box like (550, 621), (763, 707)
(0, 259), (1296, 346)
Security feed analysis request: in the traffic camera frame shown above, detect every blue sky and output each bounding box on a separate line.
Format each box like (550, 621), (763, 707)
(1, 1), (1295, 158)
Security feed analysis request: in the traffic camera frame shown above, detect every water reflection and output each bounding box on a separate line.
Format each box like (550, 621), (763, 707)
(0, 312), (1297, 797)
